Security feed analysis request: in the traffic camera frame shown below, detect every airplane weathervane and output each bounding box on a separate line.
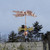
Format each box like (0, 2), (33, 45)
(13, 10), (37, 36)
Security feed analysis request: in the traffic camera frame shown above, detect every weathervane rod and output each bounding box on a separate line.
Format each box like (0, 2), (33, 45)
(25, 15), (26, 26)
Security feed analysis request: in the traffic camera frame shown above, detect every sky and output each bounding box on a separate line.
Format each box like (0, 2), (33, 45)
(0, 0), (50, 35)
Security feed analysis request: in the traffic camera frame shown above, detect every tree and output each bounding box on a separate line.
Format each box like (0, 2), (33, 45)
(45, 31), (50, 50)
(17, 21), (43, 42)
(17, 25), (26, 42)
(8, 31), (17, 42)
(41, 31), (50, 50)
(33, 21), (42, 33)
(27, 21), (43, 41)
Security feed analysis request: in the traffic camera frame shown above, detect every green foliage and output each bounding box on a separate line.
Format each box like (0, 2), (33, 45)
(33, 21), (42, 33)
(8, 31), (17, 42)
(7, 21), (43, 42)
(16, 21), (43, 42)
(26, 21), (43, 41)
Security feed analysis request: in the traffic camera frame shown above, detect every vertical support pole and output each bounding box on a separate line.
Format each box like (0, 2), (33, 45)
(25, 15), (26, 26)
(25, 15), (26, 31)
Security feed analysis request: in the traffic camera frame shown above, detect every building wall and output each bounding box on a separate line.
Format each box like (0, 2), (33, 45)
(21, 42), (43, 50)
(0, 42), (49, 50)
